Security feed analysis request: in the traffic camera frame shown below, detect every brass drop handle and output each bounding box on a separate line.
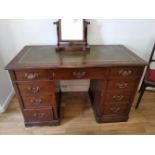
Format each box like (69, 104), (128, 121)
(119, 69), (132, 76)
(28, 86), (40, 94)
(33, 112), (45, 118)
(112, 95), (124, 101)
(73, 71), (86, 78)
(31, 98), (42, 105)
(25, 73), (39, 80)
(110, 107), (120, 113)
(116, 83), (128, 89)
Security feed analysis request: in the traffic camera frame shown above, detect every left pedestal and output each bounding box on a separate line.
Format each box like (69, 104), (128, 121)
(9, 70), (61, 127)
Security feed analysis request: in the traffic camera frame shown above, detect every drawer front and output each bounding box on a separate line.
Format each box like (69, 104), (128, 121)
(18, 82), (54, 96)
(105, 91), (132, 103)
(24, 109), (53, 122)
(22, 95), (55, 108)
(15, 69), (53, 81)
(106, 79), (136, 92)
(102, 104), (128, 115)
(53, 68), (107, 80)
(109, 67), (143, 78)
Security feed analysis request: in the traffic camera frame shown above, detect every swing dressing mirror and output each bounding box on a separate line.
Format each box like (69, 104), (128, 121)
(54, 19), (90, 51)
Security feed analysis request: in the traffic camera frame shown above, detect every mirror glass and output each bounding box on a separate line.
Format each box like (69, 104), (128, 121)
(60, 19), (84, 41)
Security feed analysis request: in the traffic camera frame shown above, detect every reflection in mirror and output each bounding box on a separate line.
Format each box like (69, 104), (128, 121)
(61, 19), (83, 41)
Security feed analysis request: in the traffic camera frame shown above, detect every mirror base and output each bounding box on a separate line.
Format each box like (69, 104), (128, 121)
(56, 45), (90, 52)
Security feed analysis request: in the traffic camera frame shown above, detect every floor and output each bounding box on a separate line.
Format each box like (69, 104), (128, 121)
(0, 91), (155, 135)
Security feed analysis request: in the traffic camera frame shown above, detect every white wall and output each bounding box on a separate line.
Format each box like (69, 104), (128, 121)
(0, 19), (155, 111)
(0, 19), (57, 64)
(0, 55), (14, 113)
(1, 19), (155, 64)
(88, 19), (155, 59)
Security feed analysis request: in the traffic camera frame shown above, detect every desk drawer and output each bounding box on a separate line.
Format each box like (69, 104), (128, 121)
(24, 109), (54, 122)
(102, 104), (128, 115)
(22, 94), (55, 108)
(15, 69), (53, 81)
(53, 68), (107, 80)
(109, 67), (143, 78)
(18, 82), (54, 96)
(105, 91), (132, 103)
(106, 79), (136, 91)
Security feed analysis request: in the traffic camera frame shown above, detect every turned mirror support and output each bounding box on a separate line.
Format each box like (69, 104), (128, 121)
(54, 19), (90, 52)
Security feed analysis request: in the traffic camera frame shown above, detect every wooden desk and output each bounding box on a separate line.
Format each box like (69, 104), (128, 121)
(5, 45), (147, 127)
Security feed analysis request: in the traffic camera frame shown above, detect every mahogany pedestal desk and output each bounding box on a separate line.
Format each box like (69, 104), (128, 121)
(5, 45), (147, 127)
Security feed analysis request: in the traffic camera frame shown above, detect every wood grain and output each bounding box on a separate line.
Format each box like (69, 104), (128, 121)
(0, 91), (155, 135)
(5, 45), (147, 126)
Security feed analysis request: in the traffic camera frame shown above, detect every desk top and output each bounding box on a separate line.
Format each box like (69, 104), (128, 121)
(6, 45), (147, 69)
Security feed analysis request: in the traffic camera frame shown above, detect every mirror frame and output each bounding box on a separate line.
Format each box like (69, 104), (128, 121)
(59, 19), (85, 42)
(54, 19), (90, 52)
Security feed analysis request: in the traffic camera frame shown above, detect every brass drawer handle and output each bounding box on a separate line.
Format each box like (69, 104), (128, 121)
(33, 112), (45, 118)
(31, 98), (43, 105)
(28, 86), (40, 94)
(119, 70), (132, 76)
(112, 95), (124, 101)
(110, 107), (120, 113)
(73, 71), (86, 78)
(25, 73), (39, 80)
(116, 83), (128, 89)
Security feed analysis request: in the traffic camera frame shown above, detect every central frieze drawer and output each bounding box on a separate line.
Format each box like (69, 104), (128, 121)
(18, 81), (54, 96)
(53, 68), (107, 80)
(22, 94), (55, 109)
(23, 109), (54, 122)
(15, 69), (53, 81)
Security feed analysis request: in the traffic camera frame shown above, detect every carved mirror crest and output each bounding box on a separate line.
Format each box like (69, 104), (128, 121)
(54, 19), (90, 52)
